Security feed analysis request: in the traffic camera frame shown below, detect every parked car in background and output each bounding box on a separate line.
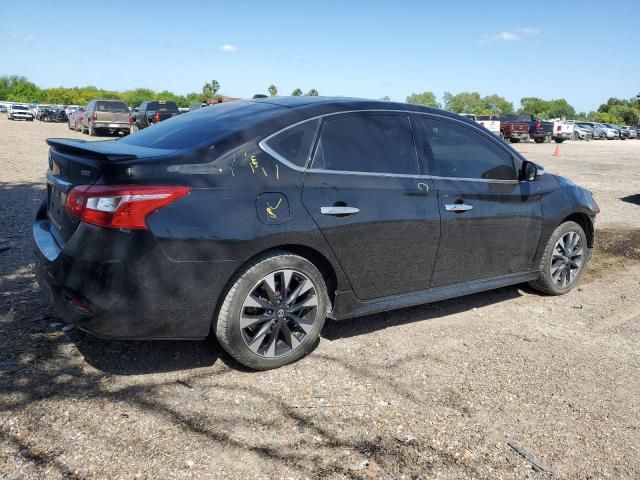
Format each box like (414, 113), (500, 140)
(549, 119), (574, 143)
(467, 114), (501, 137)
(595, 123), (619, 139)
(0, 104), (7, 113)
(617, 125), (632, 140)
(7, 104), (34, 121)
(33, 97), (599, 370)
(577, 122), (605, 139)
(131, 100), (180, 131)
(189, 103), (208, 111)
(68, 107), (85, 130)
(569, 122), (593, 140)
(81, 100), (130, 136)
(626, 126), (637, 139)
(496, 114), (530, 143)
(520, 115), (553, 143)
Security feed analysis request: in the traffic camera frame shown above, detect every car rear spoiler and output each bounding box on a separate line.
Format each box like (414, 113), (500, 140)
(46, 138), (138, 162)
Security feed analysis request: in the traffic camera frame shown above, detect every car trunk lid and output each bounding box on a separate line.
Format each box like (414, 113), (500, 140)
(44, 138), (177, 245)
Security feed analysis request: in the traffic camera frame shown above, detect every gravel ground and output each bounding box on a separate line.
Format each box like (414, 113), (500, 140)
(1, 117), (639, 479)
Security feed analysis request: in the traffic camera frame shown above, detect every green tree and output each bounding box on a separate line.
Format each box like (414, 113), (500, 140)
(405, 91), (440, 108)
(268, 84), (278, 97)
(380, 95), (391, 101)
(291, 88), (303, 96)
(202, 79), (220, 100)
(483, 94), (513, 114)
(305, 89), (319, 96)
(442, 91), (487, 114)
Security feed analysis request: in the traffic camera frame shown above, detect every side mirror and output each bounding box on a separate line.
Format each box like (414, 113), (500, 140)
(523, 161), (539, 181)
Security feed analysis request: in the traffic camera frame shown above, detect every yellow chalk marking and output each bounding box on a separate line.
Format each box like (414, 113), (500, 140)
(266, 198), (283, 220)
(250, 155), (259, 174)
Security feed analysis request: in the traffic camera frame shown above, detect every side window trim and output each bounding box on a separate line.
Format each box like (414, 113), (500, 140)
(418, 114), (521, 183)
(259, 117), (321, 170)
(308, 112), (421, 177)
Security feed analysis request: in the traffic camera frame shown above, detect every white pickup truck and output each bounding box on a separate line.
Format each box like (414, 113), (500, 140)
(462, 114), (501, 137)
(548, 118), (574, 143)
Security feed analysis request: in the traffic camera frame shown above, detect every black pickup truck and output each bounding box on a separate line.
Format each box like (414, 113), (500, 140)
(131, 100), (180, 131)
(521, 115), (554, 143)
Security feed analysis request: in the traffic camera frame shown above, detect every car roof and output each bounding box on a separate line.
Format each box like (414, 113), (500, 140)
(247, 96), (473, 124)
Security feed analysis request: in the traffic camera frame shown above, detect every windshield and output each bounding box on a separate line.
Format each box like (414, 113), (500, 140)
(95, 101), (129, 113)
(13, 106), (28, 111)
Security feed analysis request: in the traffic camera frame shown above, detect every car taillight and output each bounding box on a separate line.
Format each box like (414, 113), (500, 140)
(66, 185), (190, 229)
(153, 112), (160, 123)
(536, 121), (541, 130)
(557, 125), (561, 131)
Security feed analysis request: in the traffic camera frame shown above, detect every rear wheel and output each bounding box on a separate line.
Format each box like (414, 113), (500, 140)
(215, 252), (329, 370)
(529, 221), (588, 295)
(534, 137), (544, 144)
(510, 138), (520, 143)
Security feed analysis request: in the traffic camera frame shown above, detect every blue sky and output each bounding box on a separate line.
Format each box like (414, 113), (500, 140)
(1, 0), (638, 112)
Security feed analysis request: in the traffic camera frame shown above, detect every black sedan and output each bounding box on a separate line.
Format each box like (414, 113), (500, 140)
(34, 97), (599, 370)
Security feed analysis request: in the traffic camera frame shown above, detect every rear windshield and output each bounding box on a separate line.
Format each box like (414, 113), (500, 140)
(119, 101), (282, 150)
(147, 101), (179, 112)
(96, 101), (129, 113)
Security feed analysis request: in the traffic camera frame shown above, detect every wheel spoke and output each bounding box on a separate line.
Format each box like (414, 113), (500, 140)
(289, 291), (318, 311)
(285, 278), (307, 305)
(262, 273), (278, 301)
(265, 323), (280, 356)
(281, 323), (301, 349)
(247, 321), (273, 354)
(288, 312), (315, 334)
(240, 312), (272, 329)
(244, 294), (273, 310)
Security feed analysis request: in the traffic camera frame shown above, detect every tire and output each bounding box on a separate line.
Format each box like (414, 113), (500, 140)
(215, 251), (329, 370)
(534, 137), (544, 144)
(529, 221), (588, 295)
(555, 138), (564, 144)
(510, 138), (520, 143)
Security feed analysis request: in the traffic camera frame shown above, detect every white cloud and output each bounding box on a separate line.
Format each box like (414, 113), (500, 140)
(8, 33), (35, 43)
(219, 44), (238, 53)
(478, 27), (539, 44)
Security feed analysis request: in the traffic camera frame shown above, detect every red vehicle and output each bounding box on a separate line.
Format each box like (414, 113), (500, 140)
(496, 114), (531, 143)
(67, 107), (85, 131)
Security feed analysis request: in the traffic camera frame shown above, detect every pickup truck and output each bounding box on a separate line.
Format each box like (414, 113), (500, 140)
(496, 114), (530, 143)
(548, 119), (574, 143)
(131, 100), (180, 131)
(466, 114), (501, 137)
(519, 115), (554, 143)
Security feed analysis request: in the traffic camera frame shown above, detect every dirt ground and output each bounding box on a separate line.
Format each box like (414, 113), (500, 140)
(1, 117), (639, 479)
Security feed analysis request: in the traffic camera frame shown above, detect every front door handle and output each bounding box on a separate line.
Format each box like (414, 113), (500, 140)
(444, 204), (473, 213)
(320, 206), (360, 216)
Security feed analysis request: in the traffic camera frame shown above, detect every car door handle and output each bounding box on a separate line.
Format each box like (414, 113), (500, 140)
(320, 206), (360, 216)
(444, 203), (473, 213)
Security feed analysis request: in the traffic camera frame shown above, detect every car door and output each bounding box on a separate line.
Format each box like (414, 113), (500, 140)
(301, 112), (440, 300)
(419, 115), (542, 287)
(83, 101), (93, 130)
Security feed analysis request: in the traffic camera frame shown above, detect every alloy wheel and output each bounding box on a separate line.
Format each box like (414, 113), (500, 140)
(240, 269), (319, 357)
(551, 231), (584, 288)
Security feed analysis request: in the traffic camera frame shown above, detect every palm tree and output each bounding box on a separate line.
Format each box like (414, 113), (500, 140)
(305, 89), (319, 96)
(268, 85), (278, 97)
(291, 88), (303, 96)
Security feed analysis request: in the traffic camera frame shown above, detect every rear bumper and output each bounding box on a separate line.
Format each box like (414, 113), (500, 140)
(553, 132), (572, 140)
(94, 122), (130, 130)
(510, 132), (529, 140)
(33, 203), (239, 340)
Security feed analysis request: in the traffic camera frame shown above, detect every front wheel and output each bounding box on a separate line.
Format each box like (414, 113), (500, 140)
(529, 221), (588, 295)
(215, 252), (329, 370)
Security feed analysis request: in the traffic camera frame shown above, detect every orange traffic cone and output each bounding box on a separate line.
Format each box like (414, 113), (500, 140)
(552, 144), (560, 156)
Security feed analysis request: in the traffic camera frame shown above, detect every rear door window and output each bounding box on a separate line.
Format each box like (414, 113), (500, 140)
(422, 118), (516, 180)
(311, 114), (418, 175)
(263, 119), (319, 167)
(95, 101), (128, 112)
